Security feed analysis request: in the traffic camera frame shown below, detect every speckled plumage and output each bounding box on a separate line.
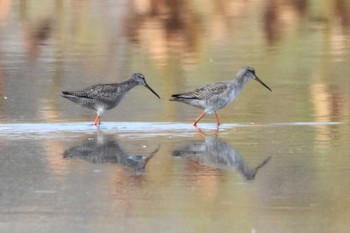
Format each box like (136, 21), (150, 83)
(170, 67), (271, 126)
(61, 73), (160, 126)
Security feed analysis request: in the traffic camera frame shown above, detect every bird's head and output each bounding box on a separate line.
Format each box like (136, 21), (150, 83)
(239, 67), (272, 92)
(131, 73), (161, 99)
(131, 73), (147, 85)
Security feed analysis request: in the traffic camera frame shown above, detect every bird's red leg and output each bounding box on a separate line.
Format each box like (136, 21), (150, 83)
(93, 115), (100, 126)
(215, 112), (221, 126)
(193, 112), (206, 126)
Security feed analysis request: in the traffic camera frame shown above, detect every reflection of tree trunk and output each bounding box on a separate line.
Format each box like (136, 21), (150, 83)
(19, 0), (53, 59)
(263, 0), (280, 44)
(310, 82), (342, 122)
(263, 0), (308, 44)
(335, 0), (350, 27)
(126, 0), (201, 68)
(167, 0), (185, 30)
(288, 0), (308, 17)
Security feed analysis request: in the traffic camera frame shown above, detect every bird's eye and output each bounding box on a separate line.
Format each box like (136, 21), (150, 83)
(248, 68), (255, 74)
(136, 74), (145, 80)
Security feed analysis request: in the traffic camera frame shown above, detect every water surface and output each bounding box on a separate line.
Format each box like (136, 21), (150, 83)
(1, 0), (350, 232)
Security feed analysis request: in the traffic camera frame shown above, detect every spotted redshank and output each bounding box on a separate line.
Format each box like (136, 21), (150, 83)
(61, 73), (160, 126)
(170, 67), (271, 126)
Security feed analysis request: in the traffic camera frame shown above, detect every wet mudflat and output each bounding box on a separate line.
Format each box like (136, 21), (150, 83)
(0, 122), (349, 233)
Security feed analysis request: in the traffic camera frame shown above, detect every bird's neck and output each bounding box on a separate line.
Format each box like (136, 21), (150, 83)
(119, 79), (139, 91)
(232, 76), (249, 89)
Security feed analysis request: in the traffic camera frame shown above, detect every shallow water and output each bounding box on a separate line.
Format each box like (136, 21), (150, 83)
(1, 122), (350, 232)
(1, 0), (350, 232)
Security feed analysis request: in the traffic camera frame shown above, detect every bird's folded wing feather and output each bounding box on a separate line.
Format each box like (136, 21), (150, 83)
(62, 90), (93, 99)
(63, 84), (117, 100)
(171, 82), (229, 100)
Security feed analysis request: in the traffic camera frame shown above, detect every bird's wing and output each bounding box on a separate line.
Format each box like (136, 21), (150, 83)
(170, 82), (229, 100)
(62, 84), (116, 100)
(61, 90), (92, 99)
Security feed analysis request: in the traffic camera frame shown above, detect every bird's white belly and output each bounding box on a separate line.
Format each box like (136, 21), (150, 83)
(206, 89), (240, 114)
(96, 107), (106, 116)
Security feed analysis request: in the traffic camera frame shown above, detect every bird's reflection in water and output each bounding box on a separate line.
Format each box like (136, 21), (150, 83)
(63, 134), (159, 172)
(172, 133), (271, 180)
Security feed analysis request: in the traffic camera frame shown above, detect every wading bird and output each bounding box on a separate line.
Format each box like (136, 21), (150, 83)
(62, 73), (160, 126)
(170, 67), (271, 126)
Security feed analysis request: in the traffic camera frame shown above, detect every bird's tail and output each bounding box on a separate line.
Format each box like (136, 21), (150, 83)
(61, 91), (83, 104)
(169, 94), (181, 101)
(61, 91), (73, 97)
(169, 93), (198, 101)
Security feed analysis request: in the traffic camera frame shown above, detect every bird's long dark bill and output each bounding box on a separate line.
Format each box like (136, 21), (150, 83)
(255, 76), (272, 92)
(145, 84), (161, 99)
